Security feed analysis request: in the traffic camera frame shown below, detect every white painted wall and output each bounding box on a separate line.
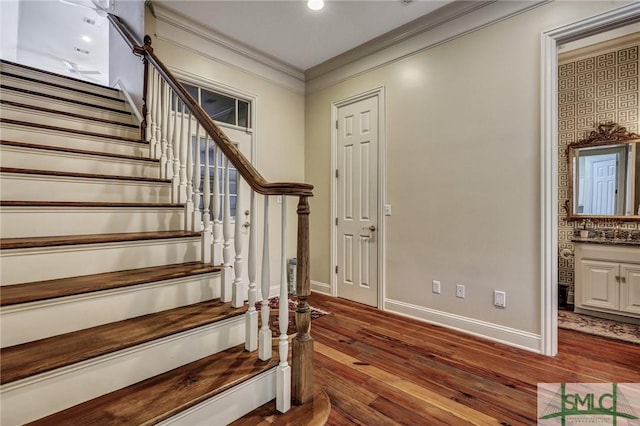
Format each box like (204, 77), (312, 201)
(305, 1), (628, 350)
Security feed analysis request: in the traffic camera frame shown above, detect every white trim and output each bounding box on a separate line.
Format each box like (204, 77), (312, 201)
(153, 5), (304, 94)
(540, 2), (640, 357)
(331, 87), (386, 308)
(311, 280), (331, 295)
(385, 298), (541, 353)
(114, 79), (143, 123)
(306, 1), (549, 93)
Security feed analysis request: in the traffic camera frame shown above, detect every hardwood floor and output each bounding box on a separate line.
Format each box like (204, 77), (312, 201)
(306, 293), (640, 425)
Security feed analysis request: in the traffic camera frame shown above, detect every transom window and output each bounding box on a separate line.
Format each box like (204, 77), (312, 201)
(182, 82), (251, 129)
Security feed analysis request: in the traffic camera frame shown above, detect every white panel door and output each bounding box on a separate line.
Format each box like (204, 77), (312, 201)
(336, 96), (378, 307)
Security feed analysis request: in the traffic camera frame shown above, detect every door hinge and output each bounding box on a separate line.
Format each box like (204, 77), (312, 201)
(335, 265), (338, 274)
(335, 217), (338, 226)
(335, 120), (338, 129)
(335, 169), (339, 178)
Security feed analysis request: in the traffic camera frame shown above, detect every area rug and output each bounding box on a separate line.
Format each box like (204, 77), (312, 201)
(558, 310), (640, 345)
(255, 297), (329, 335)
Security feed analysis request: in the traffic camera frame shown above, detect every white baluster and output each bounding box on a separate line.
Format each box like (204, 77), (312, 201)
(212, 145), (222, 265)
(159, 81), (168, 178)
(178, 102), (188, 203)
(276, 196), (291, 413)
(201, 137), (212, 263)
(184, 111), (194, 231)
(192, 124), (202, 232)
(154, 72), (162, 160)
(165, 88), (174, 182)
(171, 93), (180, 201)
(259, 196), (272, 361)
(221, 158), (233, 303)
(232, 175), (243, 308)
(145, 68), (155, 154)
(245, 189), (258, 352)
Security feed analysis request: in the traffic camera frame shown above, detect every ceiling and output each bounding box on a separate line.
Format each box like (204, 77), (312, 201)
(153, 0), (453, 71)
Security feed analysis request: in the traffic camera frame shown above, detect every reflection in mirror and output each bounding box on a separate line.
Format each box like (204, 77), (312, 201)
(568, 123), (640, 221)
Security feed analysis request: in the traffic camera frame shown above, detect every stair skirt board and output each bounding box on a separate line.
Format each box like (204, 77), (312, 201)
(0, 145), (159, 179)
(0, 123), (147, 156)
(0, 173), (170, 203)
(0, 62), (121, 99)
(0, 75), (126, 110)
(0, 104), (139, 138)
(158, 369), (277, 426)
(0, 206), (184, 238)
(1, 274), (221, 347)
(0, 89), (135, 123)
(0, 238), (201, 285)
(0, 317), (246, 426)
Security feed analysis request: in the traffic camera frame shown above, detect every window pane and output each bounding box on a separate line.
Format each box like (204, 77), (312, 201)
(229, 169), (237, 194)
(238, 100), (249, 128)
(201, 89), (235, 125)
(183, 83), (199, 104)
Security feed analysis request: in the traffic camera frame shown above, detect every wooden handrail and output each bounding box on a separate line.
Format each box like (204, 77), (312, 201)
(107, 14), (313, 197)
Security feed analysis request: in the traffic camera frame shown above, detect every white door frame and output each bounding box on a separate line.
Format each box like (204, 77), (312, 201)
(331, 87), (386, 309)
(540, 2), (640, 356)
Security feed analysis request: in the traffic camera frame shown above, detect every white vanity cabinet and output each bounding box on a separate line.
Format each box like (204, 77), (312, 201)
(574, 242), (640, 320)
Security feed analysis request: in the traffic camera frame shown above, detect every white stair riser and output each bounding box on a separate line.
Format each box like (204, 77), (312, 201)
(1, 274), (221, 347)
(0, 317), (245, 426)
(0, 238), (201, 285)
(1, 63), (120, 98)
(0, 206), (184, 238)
(0, 123), (148, 156)
(0, 174), (171, 203)
(160, 370), (276, 426)
(0, 89), (135, 123)
(0, 146), (160, 178)
(0, 104), (139, 138)
(0, 75), (126, 110)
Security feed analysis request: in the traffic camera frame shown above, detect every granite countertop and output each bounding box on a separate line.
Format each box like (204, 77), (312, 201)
(571, 237), (640, 247)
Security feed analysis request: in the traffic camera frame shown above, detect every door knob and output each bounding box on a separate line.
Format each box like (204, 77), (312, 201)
(363, 225), (376, 232)
(243, 221), (251, 228)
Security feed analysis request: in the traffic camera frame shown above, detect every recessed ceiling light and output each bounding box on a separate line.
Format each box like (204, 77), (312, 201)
(82, 35), (92, 43)
(307, 0), (324, 11)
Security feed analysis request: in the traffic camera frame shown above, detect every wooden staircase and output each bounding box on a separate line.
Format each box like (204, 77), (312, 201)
(0, 60), (280, 425)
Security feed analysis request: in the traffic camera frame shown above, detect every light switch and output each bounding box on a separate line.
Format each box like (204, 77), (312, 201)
(384, 204), (392, 216)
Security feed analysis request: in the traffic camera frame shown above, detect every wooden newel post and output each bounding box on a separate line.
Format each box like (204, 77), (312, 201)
(292, 195), (313, 405)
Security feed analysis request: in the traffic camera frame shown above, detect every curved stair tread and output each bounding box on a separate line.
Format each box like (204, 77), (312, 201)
(0, 200), (184, 208)
(0, 230), (201, 250)
(0, 167), (167, 183)
(0, 118), (144, 142)
(1, 299), (246, 384)
(0, 89), (130, 115)
(27, 343), (279, 426)
(1, 262), (222, 306)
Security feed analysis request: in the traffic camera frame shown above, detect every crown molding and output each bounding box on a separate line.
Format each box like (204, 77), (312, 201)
(152, 3), (305, 94)
(306, 0), (550, 94)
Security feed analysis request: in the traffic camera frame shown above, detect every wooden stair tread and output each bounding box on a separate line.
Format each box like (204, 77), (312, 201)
(0, 118), (143, 143)
(0, 100), (139, 128)
(0, 72), (124, 103)
(1, 299), (246, 384)
(0, 200), (183, 208)
(0, 140), (159, 163)
(0, 230), (201, 250)
(28, 343), (279, 426)
(0, 262), (221, 306)
(0, 86), (130, 115)
(0, 167), (169, 184)
(0, 59), (120, 92)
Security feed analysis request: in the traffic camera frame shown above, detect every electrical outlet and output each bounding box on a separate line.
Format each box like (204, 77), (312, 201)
(456, 284), (465, 299)
(494, 290), (506, 308)
(432, 280), (441, 294)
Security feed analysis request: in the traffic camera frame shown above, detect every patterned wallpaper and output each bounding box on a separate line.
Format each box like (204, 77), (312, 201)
(558, 41), (639, 299)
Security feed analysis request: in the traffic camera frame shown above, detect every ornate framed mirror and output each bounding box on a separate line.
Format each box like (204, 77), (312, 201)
(567, 123), (640, 222)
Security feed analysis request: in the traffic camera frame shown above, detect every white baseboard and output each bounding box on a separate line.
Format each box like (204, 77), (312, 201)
(384, 298), (541, 353)
(311, 280), (331, 295)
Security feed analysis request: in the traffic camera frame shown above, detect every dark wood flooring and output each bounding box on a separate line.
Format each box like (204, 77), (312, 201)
(300, 293), (640, 425)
